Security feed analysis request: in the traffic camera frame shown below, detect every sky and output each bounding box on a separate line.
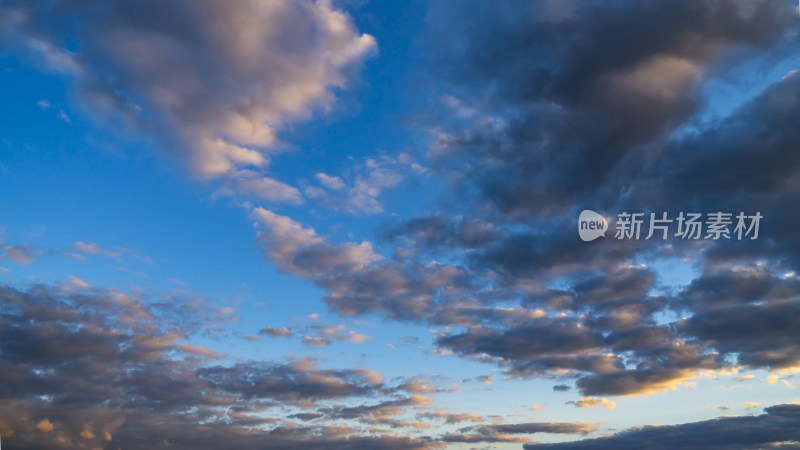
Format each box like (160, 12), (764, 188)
(1, 0), (800, 448)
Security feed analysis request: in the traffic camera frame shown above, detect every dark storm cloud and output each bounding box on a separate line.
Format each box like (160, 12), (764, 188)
(436, 319), (603, 362)
(602, 324), (675, 352)
(553, 384), (572, 392)
(577, 338), (721, 396)
(678, 265), (800, 310)
(366, 0), (800, 400)
(434, 316), (634, 378)
(679, 300), (800, 369)
(525, 403), (800, 450)
(572, 266), (656, 306)
(631, 73), (800, 271)
(425, 0), (799, 219)
(576, 367), (699, 397)
(585, 298), (668, 331)
(636, 73), (800, 207)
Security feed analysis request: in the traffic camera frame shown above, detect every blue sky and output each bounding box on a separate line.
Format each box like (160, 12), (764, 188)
(1, 1), (800, 449)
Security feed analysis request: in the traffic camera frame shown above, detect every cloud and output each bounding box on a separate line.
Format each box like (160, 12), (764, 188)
(417, 410), (484, 424)
(252, 207), (383, 279)
(0, 282), (447, 448)
(678, 296), (800, 370)
(310, 395), (432, 428)
(48, 0), (778, 411)
(315, 173), (346, 190)
(424, 0), (798, 218)
(259, 322), (370, 346)
(291, 0), (800, 403)
(525, 403), (800, 449)
(260, 326), (293, 338)
(179, 343), (224, 359)
(229, 170), (304, 204)
(576, 368), (700, 397)
(306, 155), (414, 214)
(442, 421), (597, 444)
(196, 358), (384, 405)
(567, 397), (617, 410)
(476, 375), (493, 385)
(35, 418), (53, 433)
(1, 0), (376, 202)
(0, 244), (46, 264)
(66, 275), (89, 289)
(305, 323), (370, 344)
(70, 241), (121, 259)
(302, 336), (332, 347)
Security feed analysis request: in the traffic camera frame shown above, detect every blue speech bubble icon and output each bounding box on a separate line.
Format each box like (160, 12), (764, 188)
(578, 210), (608, 242)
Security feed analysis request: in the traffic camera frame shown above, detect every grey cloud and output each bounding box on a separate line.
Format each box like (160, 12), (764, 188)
(0, 244), (47, 264)
(576, 367), (700, 397)
(302, 336), (333, 347)
(252, 207), (383, 280)
(629, 73), (800, 271)
(679, 266), (800, 310)
(572, 266), (656, 306)
(679, 300), (800, 369)
(442, 421), (596, 444)
(416, 410), (484, 425)
(260, 326), (293, 338)
(436, 319), (604, 362)
(0, 283), (444, 449)
(313, 395), (432, 427)
(525, 403), (800, 450)
(425, 0), (798, 219)
(196, 359), (381, 405)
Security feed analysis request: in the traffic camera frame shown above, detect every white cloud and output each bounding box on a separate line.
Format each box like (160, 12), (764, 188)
(308, 155), (419, 214)
(251, 207), (382, 278)
(315, 173), (346, 190)
(70, 241), (121, 259)
(231, 170), (304, 205)
(567, 397), (617, 410)
(67, 276), (89, 289)
(3, 0), (376, 201)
